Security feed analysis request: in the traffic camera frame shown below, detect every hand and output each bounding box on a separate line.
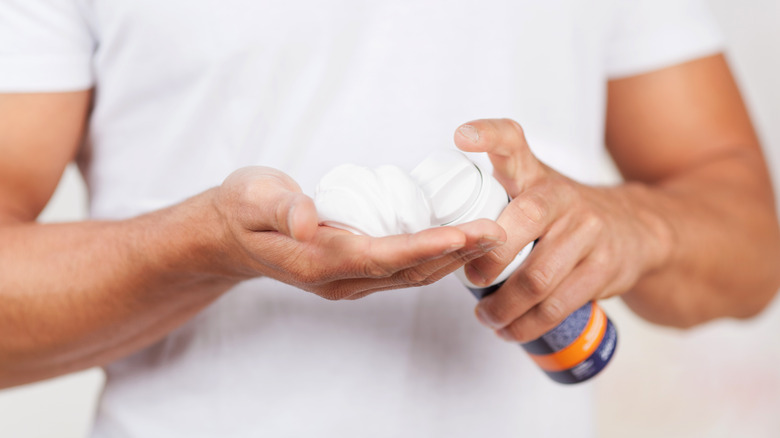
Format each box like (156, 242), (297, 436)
(454, 119), (673, 342)
(213, 166), (506, 300)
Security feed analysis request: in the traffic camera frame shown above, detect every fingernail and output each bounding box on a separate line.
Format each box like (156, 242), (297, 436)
(287, 203), (298, 239)
(443, 243), (465, 255)
(465, 263), (488, 286)
(496, 329), (514, 342)
(477, 236), (505, 252)
(475, 306), (499, 329)
(458, 125), (479, 143)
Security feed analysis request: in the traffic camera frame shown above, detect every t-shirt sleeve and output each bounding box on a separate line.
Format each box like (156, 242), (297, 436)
(605, 0), (724, 79)
(0, 0), (95, 92)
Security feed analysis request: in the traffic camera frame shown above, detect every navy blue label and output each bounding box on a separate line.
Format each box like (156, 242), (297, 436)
(521, 302), (593, 356)
(465, 242), (618, 385)
(543, 318), (618, 384)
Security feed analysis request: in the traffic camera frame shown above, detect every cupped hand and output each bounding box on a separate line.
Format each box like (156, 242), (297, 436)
(454, 119), (672, 342)
(214, 166), (506, 300)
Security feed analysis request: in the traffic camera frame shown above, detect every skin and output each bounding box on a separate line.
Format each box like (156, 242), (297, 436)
(0, 94), (505, 388)
(0, 53), (778, 387)
(459, 54), (780, 342)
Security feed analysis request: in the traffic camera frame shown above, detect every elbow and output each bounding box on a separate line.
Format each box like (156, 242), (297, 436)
(623, 281), (779, 330)
(730, 281), (780, 322)
(731, 239), (780, 321)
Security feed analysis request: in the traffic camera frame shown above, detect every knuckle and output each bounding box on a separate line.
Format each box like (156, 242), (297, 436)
(479, 296), (514, 328)
(518, 267), (553, 300)
(514, 192), (549, 225)
(536, 297), (567, 327)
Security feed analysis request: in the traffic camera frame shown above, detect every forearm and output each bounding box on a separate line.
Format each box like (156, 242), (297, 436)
(620, 148), (780, 327)
(0, 189), (239, 388)
(0, 166), (498, 388)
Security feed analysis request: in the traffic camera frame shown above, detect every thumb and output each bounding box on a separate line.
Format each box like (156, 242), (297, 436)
(226, 166), (318, 241)
(453, 118), (546, 196)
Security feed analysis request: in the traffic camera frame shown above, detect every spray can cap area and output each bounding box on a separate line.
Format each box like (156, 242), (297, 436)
(411, 150), (483, 226)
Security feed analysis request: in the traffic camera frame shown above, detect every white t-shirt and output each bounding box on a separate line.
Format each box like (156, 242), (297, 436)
(0, 1), (722, 436)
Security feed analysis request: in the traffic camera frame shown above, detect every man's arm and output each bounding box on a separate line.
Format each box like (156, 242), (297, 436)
(605, 54), (779, 326)
(0, 92), (504, 388)
(453, 54), (780, 341)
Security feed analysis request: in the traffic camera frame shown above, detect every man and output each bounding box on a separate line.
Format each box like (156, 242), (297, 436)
(1, 0), (778, 437)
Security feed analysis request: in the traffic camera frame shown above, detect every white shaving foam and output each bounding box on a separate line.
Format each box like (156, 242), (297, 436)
(314, 164), (432, 236)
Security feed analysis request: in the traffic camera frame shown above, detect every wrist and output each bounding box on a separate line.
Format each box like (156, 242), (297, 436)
(612, 182), (677, 277)
(134, 188), (248, 287)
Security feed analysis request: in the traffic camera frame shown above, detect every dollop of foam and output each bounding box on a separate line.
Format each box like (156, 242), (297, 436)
(314, 164), (432, 236)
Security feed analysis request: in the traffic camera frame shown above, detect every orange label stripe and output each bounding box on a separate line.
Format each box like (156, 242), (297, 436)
(528, 303), (607, 372)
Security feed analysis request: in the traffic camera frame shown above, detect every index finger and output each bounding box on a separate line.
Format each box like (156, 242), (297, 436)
(454, 118), (547, 197)
(464, 183), (567, 286)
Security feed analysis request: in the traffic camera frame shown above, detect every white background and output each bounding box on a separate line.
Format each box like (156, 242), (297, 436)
(1, 1), (778, 436)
